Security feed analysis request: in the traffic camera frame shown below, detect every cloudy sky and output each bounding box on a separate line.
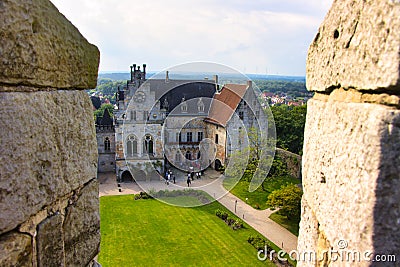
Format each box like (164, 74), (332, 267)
(50, 0), (333, 76)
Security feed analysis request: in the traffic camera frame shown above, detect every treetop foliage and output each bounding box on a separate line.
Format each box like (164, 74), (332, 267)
(271, 104), (307, 155)
(266, 184), (302, 220)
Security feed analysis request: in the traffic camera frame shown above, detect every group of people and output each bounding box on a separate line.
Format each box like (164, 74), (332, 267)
(164, 169), (175, 185)
(186, 171), (201, 187)
(164, 168), (203, 187)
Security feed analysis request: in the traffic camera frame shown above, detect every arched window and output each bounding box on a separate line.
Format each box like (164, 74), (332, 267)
(185, 151), (191, 160)
(126, 135), (137, 157)
(143, 134), (154, 154)
(104, 137), (111, 151)
(175, 153), (181, 162)
(197, 151), (201, 159)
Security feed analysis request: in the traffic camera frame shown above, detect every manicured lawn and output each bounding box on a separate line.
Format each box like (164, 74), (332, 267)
(223, 176), (300, 210)
(98, 195), (276, 266)
(269, 212), (300, 236)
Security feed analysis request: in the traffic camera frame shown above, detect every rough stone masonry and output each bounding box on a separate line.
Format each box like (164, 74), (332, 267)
(0, 0), (100, 266)
(297, 0), (400, 266)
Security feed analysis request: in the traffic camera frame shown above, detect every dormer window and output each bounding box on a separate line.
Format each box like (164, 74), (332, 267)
(181, 97), (188, 112)
(197, 97), (205, 113)
(163, 98), (169, 110)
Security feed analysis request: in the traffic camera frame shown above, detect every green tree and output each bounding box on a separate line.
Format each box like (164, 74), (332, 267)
(266, 184), (302, 220)
(271, 104), (306, 154)
(225, 127), (277, 192)
(94, 78), (125, 104)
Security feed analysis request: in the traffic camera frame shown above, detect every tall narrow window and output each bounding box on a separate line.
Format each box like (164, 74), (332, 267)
(175, 153), (181, 162)
(185, 151), (191, 160)
(215, 134), (219, 144)
(187, 132), (193, 142)
(104, 137), (111, 151)
(197, 132), (203, 142)
(126, 135), (137, 157)
(239, 111), (244, 120)
(143, 134), (154, 154)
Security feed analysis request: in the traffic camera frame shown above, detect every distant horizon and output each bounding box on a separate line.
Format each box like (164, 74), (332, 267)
(98, 70), (306, 79)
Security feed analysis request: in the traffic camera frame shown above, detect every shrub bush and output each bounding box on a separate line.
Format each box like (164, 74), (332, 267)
(215, 209), (223, 218)
(134, 191), (153, 200)
(247, 235), (271, 251)
(226, 217), (235, 226)
(233, 219), (243, 230)
(215, 209), (243, 230)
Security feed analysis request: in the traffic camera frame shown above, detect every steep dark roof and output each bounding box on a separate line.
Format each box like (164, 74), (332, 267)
(99, 108), (113, 126)
(148, 79), (216, 114)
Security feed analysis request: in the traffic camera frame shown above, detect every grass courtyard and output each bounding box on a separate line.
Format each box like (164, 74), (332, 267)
(98, 194), (277, 266)
(223, 175), (299, 210)
(223, 175), (301, 236)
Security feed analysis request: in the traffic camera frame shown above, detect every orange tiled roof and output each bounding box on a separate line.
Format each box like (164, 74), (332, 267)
(205, 83), (248, 127)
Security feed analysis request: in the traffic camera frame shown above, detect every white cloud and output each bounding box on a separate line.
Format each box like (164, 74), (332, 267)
(50, 0), (332, 75)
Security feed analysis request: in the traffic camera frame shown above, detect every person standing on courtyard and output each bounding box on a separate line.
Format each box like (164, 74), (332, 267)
(187, 173), (191, 187)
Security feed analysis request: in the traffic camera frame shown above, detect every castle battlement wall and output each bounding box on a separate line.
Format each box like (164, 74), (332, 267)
(297, 1), (400, 266)
(0, 0), (100, 266)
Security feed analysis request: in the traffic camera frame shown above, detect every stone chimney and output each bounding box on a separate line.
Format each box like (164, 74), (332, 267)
(213, 75), (219, 92)
(246, 80), (252, 89)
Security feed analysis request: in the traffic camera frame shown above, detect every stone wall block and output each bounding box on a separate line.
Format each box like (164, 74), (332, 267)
(306, 0), (400, 92)
(0, 231), (32, 266)
(0, 90), (98, 234)
(300, 98), (400, 258)
(64, 179), (100, 266)
(0, 0), (99, 89)
(36, 213), (64, 267)
(296, 198), (318, 267)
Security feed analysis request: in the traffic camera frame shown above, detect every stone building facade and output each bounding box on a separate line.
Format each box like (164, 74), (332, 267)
(0, 0), (100, 266)
(113, 65), (266, 182)
(297, 0), (400, 266)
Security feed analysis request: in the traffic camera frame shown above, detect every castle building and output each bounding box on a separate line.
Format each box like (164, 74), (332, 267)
(102, 64), (266, 182)
(95, 108), (116, 173)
